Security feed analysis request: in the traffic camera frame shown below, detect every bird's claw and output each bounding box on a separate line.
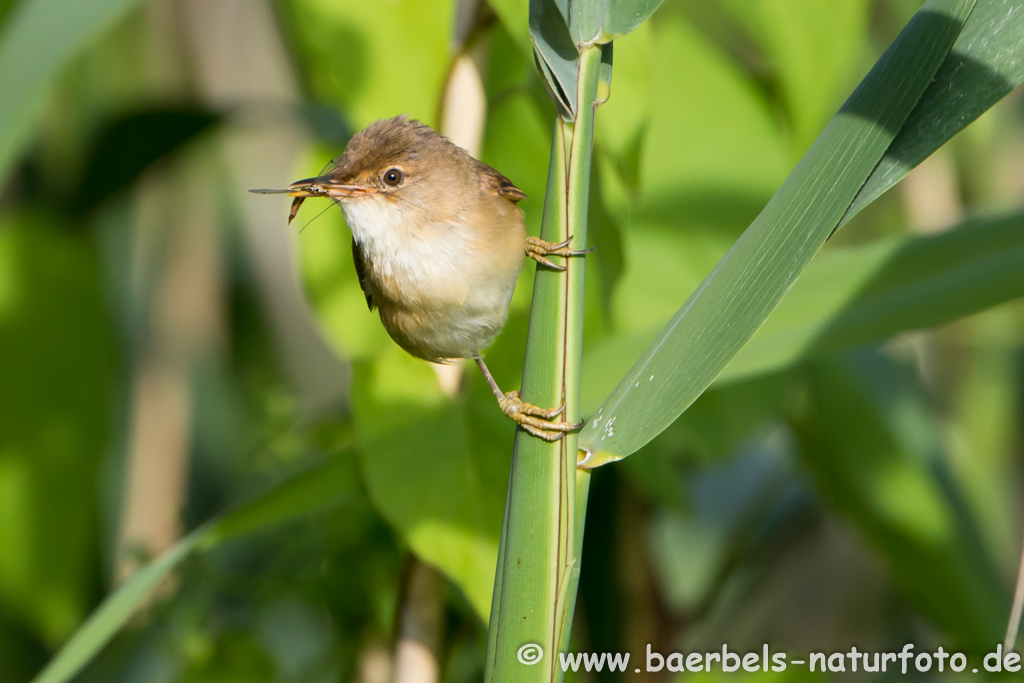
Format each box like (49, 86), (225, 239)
(525, 235), (595, 271)
(498, 390), (584, 442)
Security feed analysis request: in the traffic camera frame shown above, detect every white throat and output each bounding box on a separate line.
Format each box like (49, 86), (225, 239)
(339, 196), (477, 305)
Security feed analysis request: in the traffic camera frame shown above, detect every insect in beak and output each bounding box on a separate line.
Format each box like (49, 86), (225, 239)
(249, 179), (374, 224)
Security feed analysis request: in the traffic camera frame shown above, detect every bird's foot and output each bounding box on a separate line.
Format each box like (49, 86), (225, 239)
(525, 236), (594, 271)
(498, 390), (583, 442)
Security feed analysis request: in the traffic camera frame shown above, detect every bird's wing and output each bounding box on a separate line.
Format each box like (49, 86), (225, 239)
(352, 238), (374, 311)
(477, 162), (527, 203)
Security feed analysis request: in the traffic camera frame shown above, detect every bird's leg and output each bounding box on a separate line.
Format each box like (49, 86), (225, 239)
(474, 356), (583, 441)
(525, 235), (595, 271)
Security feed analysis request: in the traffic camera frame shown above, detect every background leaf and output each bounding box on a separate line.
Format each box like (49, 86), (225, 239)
(606, 14), (789, 338)
(489, 0), (532, 56)
(69, 107), (221, 213)
(726, 0), (870, 154)
(286, 0), (453, 127)
(720, 209), (1024, 382)
(796, 353), (1007, 652)
(0, 216), (116, 644)
(31, 454), (359, 683)
(583, 207), (1024, 408)
(0, 0), (146, 186)
(352, 350), (510, 620)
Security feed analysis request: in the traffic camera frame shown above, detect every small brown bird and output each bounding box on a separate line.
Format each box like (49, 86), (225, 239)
(252, 116), (588, 440)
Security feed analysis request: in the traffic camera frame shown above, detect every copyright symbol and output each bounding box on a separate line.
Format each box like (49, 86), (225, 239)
(517, 643), (543, 665)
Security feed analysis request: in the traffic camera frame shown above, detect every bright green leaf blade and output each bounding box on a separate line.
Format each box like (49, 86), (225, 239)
(568, 0), (665, 44)
(30, 455), (358, 683)
(599, 0), (665, 40)
(844, 0), (1024, 223)
(719, 209), (1024, 382)
(567, 0), (610, 44)
(578, 0), (976, 467)
(0, 0), (144, 187)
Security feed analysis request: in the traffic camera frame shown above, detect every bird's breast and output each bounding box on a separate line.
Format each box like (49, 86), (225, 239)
(340, 196), (525, 360)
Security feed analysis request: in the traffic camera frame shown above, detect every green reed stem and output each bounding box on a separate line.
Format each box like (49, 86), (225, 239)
(484, 44), (604, 683)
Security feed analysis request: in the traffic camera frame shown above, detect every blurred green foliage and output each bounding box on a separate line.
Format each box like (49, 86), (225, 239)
(1, 0), (1022, 681)
(0, 215), (114, 643)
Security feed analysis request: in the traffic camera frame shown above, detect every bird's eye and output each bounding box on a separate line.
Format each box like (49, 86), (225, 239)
(382, 168), (404, 187)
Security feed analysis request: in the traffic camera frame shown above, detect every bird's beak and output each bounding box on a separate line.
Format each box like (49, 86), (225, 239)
(249, 176), (375, 199)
